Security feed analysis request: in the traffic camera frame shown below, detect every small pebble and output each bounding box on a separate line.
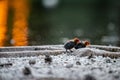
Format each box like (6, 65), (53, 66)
(0, 63), (12, 68)
(113, 60), (116, 63)
(108, 70), (113, 73)
(106, 59), (111, 63)
(65, 64), (73, 68)
(29, 59), (36, 65)
(90, 59), (96, 62)
(34, 48), (39, 50)
(85, 63), (90, 65)
(23, 67), (31, 75)
(76, 61), (81, 65)
(88, 54), (93, 59)
(114, 74), (119, 79)
(45, 55), (52, 64)
(47, 70), (53, 74)
(84, 74), (96, 80)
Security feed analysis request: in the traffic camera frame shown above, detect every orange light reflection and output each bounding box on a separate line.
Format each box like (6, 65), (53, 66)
(12, 0), (29, 46)
(0, 0), (8, 47)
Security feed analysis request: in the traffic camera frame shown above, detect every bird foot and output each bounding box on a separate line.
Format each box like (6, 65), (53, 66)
(65, 50), (73, 53)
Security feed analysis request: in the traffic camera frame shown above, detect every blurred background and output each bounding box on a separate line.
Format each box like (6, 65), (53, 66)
(0, 0), (120, 47)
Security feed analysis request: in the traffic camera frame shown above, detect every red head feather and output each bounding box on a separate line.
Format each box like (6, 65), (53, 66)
(84, 41), (90, 46)
(73, 38), (80, 44)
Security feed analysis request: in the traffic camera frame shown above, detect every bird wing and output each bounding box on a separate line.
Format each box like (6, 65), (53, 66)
(74, 43), (86, 49)
(64, 41), (75, 49)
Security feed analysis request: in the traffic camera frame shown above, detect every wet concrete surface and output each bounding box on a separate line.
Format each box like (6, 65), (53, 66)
(0, 45), (120, 80)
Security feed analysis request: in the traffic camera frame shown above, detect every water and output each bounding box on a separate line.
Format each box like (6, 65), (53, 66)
(28, 0), (120, 46)
(1, 0), (120, 46)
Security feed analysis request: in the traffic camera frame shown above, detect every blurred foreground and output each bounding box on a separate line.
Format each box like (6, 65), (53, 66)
(0, 45), (120, 80)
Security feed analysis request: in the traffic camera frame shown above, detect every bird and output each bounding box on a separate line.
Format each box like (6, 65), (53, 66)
(64, 38), (80, 52)
(74, 40), (90, 49)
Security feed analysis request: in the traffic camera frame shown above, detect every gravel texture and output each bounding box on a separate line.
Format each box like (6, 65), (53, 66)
(0, 45), (120, 80)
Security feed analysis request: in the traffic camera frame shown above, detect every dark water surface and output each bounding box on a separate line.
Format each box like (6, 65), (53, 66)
(5, 0), (120, 46)
(28, 0), (120, 46)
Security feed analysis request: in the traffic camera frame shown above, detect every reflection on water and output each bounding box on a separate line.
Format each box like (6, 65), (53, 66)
(11, 0), (29, 46)
(0, 0), (29, 46)
(0, 0), (8, 47)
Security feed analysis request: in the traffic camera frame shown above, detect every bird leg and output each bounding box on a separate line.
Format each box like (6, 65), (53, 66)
(66, 49), (73, 53)
(70, 49), (73, 53)
(66, 49), (69, 53)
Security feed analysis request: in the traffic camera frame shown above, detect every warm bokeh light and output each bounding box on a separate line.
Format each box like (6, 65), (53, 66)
(12, 0), (29, 46)
(0, 0), (8, 47)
